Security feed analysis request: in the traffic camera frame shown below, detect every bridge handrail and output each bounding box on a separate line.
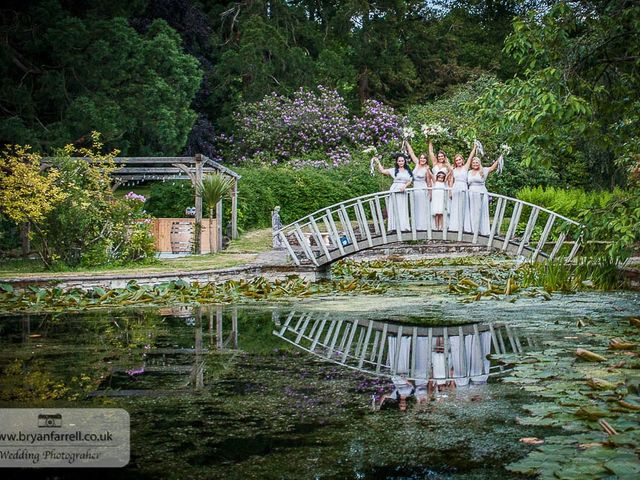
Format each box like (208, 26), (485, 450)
(274, 188), (582, 236)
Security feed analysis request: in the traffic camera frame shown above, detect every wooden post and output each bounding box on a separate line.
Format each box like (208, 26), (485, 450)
(194, 154), (203, 254)
(231, 179), (238, 239)
(216, 199), (223, 252)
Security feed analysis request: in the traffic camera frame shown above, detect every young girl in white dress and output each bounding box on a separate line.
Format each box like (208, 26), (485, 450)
(449, 143), (477, 233)
(431, 171), (448, 230)
(375, 153), (413, 232)
(404, 141), (432, 230)
(467, 156), (500, 236)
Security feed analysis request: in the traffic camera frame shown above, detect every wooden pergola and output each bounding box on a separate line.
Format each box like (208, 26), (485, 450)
(110, 154), (240, 252)
(42, 154), (240, 254)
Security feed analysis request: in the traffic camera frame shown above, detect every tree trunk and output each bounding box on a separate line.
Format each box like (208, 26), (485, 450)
(20, 223), (30, 259)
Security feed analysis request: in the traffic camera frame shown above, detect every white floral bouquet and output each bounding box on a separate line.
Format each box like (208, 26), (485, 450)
(401, 127), (416, 139)
(500, 143), (512, 156)
(364, 146), (379, 176)
(363, 145), (378, 155)
(421, 123), (450, 140)
(473, 139), (485, 157)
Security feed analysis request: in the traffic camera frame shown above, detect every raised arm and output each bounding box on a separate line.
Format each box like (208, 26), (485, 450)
(486, 156), (501, 175)
(465, 143), (478, 169)
(428, 140), (436, 167)
(444, 155), (453, 172)
(404, 140), (419, 164)
(375, 157), (391, 176)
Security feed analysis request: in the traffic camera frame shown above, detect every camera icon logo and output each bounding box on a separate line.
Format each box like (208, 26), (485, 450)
(37, 413), (62, 428)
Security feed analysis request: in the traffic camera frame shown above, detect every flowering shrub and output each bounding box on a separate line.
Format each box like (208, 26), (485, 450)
(232, 86), (402, 168)
(124, 192), (146, 202)
(0, 134), (156, 268)
(352, 99), (402, 148)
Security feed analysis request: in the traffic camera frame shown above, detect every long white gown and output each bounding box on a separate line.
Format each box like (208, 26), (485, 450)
(412, 167), (430, 230)
(449, 167), (471, 232)
(385, 168), (412, 231)
(467, 167), (491, 236)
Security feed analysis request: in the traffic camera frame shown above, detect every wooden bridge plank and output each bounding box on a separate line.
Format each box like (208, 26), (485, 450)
(374, 196), (387, 243)
(502, 201), (523, 251)
(279, 232), (300, 266)
(325, 209), (346, 256)
(410, 327), (418, 378)
(549, 232), (566, 260)
(426, 328), (433, 380)
(341, 320), (359, 363)
(472, 323), (485, 375)
(391, 325), (404, 375)
(409, 190), (418, 241)
(356, 199), (374, 247)
(533, 214), (556, 260)
(358, 320), (375, 368)
(310, 316), (328, 352)
(293, 224), (319, 266)
(339, 204), (359, 251)
(309, 216), (332, 262)
(442, 190), (449, 240)
(375, 323), (388, 373)
(517, 207), (540, 255)
(487, 196), (506, 250)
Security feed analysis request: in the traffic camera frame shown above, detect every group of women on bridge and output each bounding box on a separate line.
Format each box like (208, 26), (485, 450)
(374, 140), (501, 236)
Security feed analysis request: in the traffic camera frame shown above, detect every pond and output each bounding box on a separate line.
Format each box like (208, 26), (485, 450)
(0, 262), (639, 479)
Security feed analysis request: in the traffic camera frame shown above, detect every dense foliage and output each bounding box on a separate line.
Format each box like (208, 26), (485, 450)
(0, 0), (546, 157)
(0, 134), (156, 267)
(0, 2), (202, 155)
(473, 1), (640, 189)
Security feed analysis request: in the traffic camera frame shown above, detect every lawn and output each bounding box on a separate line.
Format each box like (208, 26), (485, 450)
(0, 228), (273, 279)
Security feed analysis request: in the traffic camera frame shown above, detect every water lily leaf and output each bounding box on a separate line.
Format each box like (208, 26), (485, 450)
(603, 451), (640, 479)
(0, 283), (14, 293)
(575, 406), (609, 420)
(607, 431), (640, 447)
(586, 378), (617, 390)
(554, 459), (608, 480)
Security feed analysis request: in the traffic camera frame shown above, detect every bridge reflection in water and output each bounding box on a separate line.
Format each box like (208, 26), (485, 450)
(275, 189), (583, 268)
(273, 311), (536, 385)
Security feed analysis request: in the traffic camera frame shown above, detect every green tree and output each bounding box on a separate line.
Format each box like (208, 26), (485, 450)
(473, 1), (640, 187)
(0, 1), (202, 155)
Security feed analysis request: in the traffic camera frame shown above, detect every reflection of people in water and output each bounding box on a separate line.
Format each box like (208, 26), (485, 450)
(388, 329), (492, 388)
(374, 376), (414, 411)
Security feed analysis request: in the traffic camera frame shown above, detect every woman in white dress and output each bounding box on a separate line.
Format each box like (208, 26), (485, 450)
(467, 156), (500, 236)
(375, 153), (413, 232)
(404, 141), (432, 230)
(428, 140), (452, 178)
(449, 143), (477, 233)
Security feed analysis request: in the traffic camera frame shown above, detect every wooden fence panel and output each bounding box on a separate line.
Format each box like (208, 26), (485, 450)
(152, 218), (217, 254)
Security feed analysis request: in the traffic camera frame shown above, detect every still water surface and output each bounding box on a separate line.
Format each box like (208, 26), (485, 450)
(1, 280), (638, 479)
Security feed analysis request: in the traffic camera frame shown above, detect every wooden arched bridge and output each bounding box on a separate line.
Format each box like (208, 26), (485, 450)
(274, 188), (583, 268)
(273, 312), (537, 383)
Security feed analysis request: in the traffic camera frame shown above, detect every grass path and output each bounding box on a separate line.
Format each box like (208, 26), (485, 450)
(0, 228), (273, 279)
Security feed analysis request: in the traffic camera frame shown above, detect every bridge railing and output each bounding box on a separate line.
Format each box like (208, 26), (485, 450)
(272, 312), (537, 382)
(274, 188), (583, 267)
